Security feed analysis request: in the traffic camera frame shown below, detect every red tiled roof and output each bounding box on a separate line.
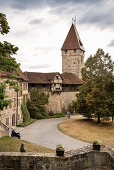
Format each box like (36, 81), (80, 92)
(0, 68), (28, 81)
(61, 72), (82, 84)
(24, 72), (60, 84)
(24, 72), (82, 85)
(18, 68), (28, 81)
(61, 24), (85, 51)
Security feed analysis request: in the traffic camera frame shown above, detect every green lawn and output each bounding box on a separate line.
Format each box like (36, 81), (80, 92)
(17, 118), (37, 127)
(0, 136), (55, 153)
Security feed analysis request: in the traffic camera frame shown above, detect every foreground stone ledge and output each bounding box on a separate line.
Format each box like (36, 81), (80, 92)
(0, 145), (114, 170)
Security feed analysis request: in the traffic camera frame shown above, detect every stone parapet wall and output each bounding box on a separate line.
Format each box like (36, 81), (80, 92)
(0, 145), (113, 170)
(46, 92), (78, 113)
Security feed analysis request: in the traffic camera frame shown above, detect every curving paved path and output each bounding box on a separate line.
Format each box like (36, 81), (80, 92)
(16, 115), (89, 151)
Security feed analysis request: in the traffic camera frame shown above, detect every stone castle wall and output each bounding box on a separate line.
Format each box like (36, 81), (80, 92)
(0, 145), (113, 170)
(62, 49), (84, 79)
(0, 77), (28, 129)
(0, 77), (18, 128)
(46, 92), (78, 113)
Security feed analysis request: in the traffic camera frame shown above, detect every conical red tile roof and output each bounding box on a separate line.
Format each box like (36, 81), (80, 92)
(61, 24), (85, 51)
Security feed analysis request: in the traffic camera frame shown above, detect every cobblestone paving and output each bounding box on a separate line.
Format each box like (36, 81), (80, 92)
(16, 115), (89, 151)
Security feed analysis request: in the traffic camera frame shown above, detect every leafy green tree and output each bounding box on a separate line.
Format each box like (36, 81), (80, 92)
(0, 12), (20, 110)
(0, 83), (12, 110)
(27, 89), (49, 119)
(75, 49), (114, 123)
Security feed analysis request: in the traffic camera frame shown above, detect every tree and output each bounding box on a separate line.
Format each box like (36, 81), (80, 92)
(107, 80), (114, 121)
(21, 97), (30, 122)
(27, 89), (49, 119)
(0, 12), (20, 110)
(75, 49), (114, 123)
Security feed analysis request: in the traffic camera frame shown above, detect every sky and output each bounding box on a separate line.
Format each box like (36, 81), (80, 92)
(0, 0), (114, 73)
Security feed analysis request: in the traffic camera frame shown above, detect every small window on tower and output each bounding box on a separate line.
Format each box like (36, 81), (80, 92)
(74, 49), (76, 53)
(81, 56), (83, 63)
(65, 50), (67, 54)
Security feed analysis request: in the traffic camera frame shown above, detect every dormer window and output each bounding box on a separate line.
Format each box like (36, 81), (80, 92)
(74, 49), (76, 53)
(65, 50), (67, 54)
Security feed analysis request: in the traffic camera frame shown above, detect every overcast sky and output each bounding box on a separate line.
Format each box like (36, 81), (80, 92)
(0, 0), (114, 73)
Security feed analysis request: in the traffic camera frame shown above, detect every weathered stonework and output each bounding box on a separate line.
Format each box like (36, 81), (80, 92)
(0, 120), (9, 138)
(0, 77), (18, 128)
(0, 145), (113, 170)
(0, 77), (28, 129)
(62, 49), (84, 79)
(46, 92), (78, 113)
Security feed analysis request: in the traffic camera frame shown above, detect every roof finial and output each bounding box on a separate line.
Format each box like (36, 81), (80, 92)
(74, 15), (76, 27)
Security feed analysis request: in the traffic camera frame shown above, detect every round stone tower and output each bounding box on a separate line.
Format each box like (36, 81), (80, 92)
(61, 23), (85, 79)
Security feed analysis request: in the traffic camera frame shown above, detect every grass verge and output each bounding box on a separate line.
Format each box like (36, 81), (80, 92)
(17, 118), (37, 127)
(0, 136), (55, 153)
(58, 118), (114, 147)
(52, 113), (65, 118)
(17, 113), (65, 127)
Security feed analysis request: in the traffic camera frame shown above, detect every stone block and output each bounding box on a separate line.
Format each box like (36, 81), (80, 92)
(93, 153), (107, 166)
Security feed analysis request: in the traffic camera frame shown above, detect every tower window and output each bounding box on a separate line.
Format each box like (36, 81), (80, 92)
(65, 50), (67, 54)
(74, 49), (76, 53)
(81, 56), (83, 63)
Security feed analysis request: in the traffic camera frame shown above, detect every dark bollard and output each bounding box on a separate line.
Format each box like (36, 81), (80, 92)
(20, 143), (26, 152)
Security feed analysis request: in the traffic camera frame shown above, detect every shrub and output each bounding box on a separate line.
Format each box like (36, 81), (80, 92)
(35, 113), (44, 119)
(17, 118), (36, 127)
(93, 141), (100, 145)
(52, 113), (65, 118)
(48, 111), (54, 116)
(43, 114), (50, 119)
(27, 89), (49, 119)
